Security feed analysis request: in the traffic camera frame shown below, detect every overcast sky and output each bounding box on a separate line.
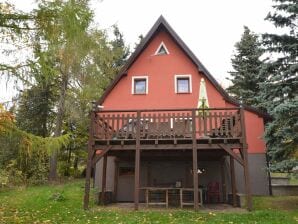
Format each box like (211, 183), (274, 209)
(1, 0), (277, 104)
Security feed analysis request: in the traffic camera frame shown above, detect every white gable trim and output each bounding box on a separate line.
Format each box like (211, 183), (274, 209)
(154, 41), (170, 55)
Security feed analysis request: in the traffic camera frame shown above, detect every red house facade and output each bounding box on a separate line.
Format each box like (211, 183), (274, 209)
(84, 16), (269, 211)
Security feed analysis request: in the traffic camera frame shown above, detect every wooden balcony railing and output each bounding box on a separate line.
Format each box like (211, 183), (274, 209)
(92, 108), (244, 143)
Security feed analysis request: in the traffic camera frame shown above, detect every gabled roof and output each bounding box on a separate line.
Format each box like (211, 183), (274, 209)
(97, 15), (268, 118)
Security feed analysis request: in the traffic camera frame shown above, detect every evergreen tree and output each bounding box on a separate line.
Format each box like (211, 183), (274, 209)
(261, 0), (298, 171)
(134, 34), (144, 50)
(111, 25), (130, 69)
(16, 84), (56, 137)
(227, 26), (264, 107)
(16, 44), (58, 138)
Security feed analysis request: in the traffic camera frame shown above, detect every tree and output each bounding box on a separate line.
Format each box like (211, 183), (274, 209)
(133, 34), (144, 50)
(0, 104), (70, 186)
(34, 0), (95, 180)
(0, 2), (35, 81)
(227, 26), (264, 107)
(111, 25), (130, 69)
(1, 0), (130, 181)
(16, 84), (56, 137)
(260, 0), (298, 171)
(61, 26), (130, 177)
(34, 1), (130, 180)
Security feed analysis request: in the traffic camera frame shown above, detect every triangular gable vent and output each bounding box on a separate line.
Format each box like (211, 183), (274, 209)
(155, 42), (169, 55)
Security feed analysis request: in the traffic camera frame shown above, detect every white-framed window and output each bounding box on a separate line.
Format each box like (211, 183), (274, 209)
(174, 75), (192, 93)
(154, 41), (169, 55)
(132, 76), (148, 94)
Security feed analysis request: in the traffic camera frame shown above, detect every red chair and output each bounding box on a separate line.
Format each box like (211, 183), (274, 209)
(207, 181), (220, 203)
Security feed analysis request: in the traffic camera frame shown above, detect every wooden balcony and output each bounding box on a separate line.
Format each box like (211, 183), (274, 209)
(92, 107), (245, 149)
(84, 107), (251, 211)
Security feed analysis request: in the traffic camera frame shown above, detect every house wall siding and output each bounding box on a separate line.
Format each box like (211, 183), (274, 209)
(102, 30), (266, 154)
(225, 102), (266, 154)
(95, 156), (116, 192)
(233, 153), (270, 195)
(102, 30), (226, 110)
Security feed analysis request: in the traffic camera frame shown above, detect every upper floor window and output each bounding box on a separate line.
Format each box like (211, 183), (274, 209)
(155, 42), (169, 55)
(175, 75), (192, 93)
(132, 76), (148, 94)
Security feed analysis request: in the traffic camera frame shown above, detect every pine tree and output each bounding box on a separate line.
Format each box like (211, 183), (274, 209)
(111, 25), (130, 69)
(227, 26), (264, 107)
(16, 85), (56, 137)
(261, 0), (298, 171)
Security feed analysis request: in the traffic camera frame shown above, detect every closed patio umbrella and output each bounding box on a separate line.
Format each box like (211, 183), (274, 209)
(197, 78), (209, 115)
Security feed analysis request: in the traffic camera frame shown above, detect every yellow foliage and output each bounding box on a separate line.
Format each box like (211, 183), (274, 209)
(0, 104), (14, 122)
(0, 103), (70, 156)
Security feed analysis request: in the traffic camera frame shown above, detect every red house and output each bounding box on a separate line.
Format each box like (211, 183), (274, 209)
(84, 16), (269, 211)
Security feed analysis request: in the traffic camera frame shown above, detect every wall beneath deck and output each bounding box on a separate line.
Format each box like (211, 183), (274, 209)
(95, 156), (116, 192)
(94, 153), (270, 203)
(95, 159), (226, 202)
(231, 153), (270, 195)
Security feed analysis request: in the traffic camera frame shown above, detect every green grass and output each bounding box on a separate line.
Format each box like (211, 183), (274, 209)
(0, 180), (297, 224)
(291, 179), (298, 185)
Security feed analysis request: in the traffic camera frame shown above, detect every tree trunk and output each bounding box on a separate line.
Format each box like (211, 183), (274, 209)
(73, 156), (78, 175)
(42, 85), (51, 138)
(49, 73), (68, 181)
(64, 144), (72, 176)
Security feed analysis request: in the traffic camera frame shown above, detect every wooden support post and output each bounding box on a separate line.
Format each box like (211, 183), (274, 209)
(243, 149), (253, 211)
(145, 189), (149, 208)
(180, 188), (183, 208)
(134, 111), (141, 210)
(220, 157), (227, 203)
(83, 111), (95, 210)
(113, 160), (119, 202)
(101, 154), (107, 205)
(240, 107), (252, 211)
(147, 162), (151, 187)
(230, 155), (237, 207)
(166, 189), (169, 208)
(191, 110), (199, 210)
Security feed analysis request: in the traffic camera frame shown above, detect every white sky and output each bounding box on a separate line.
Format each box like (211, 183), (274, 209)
(1, 0), (277, 104)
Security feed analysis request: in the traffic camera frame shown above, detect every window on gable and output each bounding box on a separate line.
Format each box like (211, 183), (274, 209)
(175, 75), (192, 93)
(132, 76), (148, 94)
(155, 42), (169, 55)
(157, 45), (167, 54)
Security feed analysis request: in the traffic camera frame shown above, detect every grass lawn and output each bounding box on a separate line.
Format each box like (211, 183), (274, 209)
(0, 180), (297, 224)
